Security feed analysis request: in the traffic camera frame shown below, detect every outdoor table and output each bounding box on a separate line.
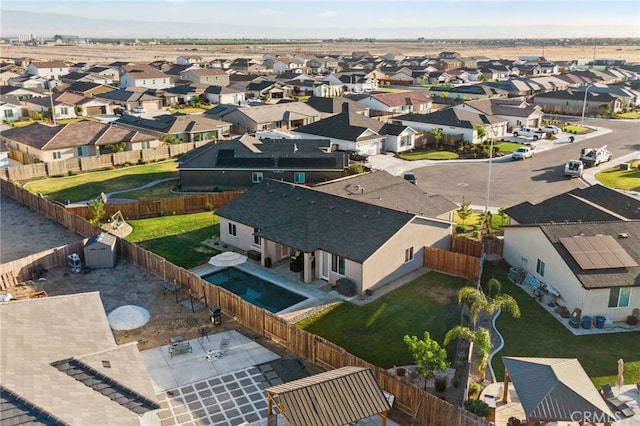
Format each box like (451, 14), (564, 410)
(161, 281), (183, 303)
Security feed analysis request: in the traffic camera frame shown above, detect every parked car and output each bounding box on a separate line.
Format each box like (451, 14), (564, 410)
(513, 127), (546, 140)
(541, 125), (562, 135)
(403, 172), (417, 185)
(511, 146), (536, 160)
(132, 106), (146, 114)
(564, 160), (584, 177)
(347, 150), (370, 163)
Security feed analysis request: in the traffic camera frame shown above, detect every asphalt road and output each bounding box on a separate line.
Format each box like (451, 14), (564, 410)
(390, 117), (639, 208)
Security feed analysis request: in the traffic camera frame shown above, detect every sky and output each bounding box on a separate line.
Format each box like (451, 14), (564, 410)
(2, 0), (639, 39)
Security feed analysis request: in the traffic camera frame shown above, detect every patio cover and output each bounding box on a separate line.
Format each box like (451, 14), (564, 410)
(265, 366), (391, 426)
(502, 357), (616, 424)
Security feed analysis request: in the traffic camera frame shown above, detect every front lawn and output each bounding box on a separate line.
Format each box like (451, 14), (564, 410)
(126, 212), (218, 269)
(595, 161), (640, 191)
(494, 142), (523, 153)
(296, 272), (467, 368)
(398, 151), (459, 160)
(484, 261), (640, 388)
(562, 125), (590, 134)
(615, 112), (640, 119)
(24, 161), (178, 203)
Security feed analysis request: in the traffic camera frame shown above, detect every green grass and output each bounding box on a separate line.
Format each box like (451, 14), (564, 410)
(453, 210), (508, 230)
(24, 161), (178, 203)
(375, 87), (405, 93)
(296, 272), (468, 368)
(484, 262), (640, 388)
(494, 142), (523, 153)
(126, 212), (219, 269)
(166, 107), (209, 114)
(114, 179), (182, 201)
(398, 151), (459, 160)
(562, 125), (590, 134)
(614, 112), (640, 119)
(595, 160), (640, 191)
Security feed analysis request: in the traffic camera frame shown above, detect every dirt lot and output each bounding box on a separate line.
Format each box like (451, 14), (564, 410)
(4, 41), (639, 64)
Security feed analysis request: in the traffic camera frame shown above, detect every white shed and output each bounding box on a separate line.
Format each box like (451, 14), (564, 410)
(83, 232), (118, 269)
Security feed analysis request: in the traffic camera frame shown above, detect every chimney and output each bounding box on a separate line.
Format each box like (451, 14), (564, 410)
(342, 102), (350, 114)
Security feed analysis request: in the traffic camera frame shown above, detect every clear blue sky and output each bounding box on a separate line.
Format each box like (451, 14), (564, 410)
(2, 0), (639, 39)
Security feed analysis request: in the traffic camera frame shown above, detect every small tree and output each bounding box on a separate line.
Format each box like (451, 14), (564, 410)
(403, 332), (449, 390)
(474, 125), (487, 143)
(444, 326), (492, 379)
(457, 286), (521, 330)
(457, 197), (473, 226)
(161, 134), (182, 144)
(89, 198), (105, 225)
(430, 127), (443, 149)
(486, 277), (501, 297)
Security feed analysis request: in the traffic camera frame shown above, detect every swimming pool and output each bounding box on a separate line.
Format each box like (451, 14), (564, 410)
(202, 268), (307, 313)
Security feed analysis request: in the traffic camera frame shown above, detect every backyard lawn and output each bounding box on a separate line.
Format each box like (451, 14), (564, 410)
(126, 212), (219, 269)
(296, 271), (468, 368)
(24, 160), (178, 203)
(483, 261), (640, 388)
(398, 151), (459, 160)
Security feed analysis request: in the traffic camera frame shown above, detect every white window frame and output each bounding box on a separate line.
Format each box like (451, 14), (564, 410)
(252, 172), (264, 183)
(53, 151), (62, 160)
(405, 247), (414, 262)
(608, 287), (631, 308)
(331, 254), (345, 275)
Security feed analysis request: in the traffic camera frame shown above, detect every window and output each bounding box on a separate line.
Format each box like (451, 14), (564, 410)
(253, 228), (261, 245)
(228, 223), (237, 237)
(294, 172), (305, 184)
(252, 172), (264, 183)
(405, 247), (414, 262)
(4, 110), (13, 118)
(77, 146), (89, 157)
(60, 107), (69, 115)
(331, 254), (345, 275)
(141, 141), (150, 149)
(53, 151), (61, 160)
(608, 288), (631, 308)
(400, 135), (411, 147)
(536, 259), (545, 277)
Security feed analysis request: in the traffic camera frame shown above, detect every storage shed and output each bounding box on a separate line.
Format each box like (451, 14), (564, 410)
(83, 232), (118, 268)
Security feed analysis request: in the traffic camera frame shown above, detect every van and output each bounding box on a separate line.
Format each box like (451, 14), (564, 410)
(403, 172), (417, 185)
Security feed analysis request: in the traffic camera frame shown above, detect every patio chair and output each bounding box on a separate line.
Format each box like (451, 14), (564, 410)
(568, 308), (581, 329)
(601, 384), (635, 418)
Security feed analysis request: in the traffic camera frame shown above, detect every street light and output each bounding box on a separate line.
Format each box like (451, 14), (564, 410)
(580, 84), (595, 128)
(47, 90), (57, 125)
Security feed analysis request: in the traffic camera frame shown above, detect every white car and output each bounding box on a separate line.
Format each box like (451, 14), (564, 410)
(132, 106), (146, 114)
(541, 125), (562, 134)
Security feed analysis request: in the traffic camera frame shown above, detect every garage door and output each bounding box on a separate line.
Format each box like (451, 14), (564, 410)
(86, 106), (105, 115)
(142, 102), (160, 111)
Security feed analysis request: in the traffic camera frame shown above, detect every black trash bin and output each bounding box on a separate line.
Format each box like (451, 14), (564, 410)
(209, 305), (221, 325)
(264, 257), (272, 268)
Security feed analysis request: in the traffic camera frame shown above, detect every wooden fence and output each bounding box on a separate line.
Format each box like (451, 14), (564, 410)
(424, 246), (481, 280)
(0, 141), (208, 181)
(0, 179), (489, 426)
(450, 236), (483, 257)
(67, 192), (245, 220)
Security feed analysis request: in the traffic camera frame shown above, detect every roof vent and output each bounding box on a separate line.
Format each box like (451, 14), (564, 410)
(345, 209), (351, 214)
(295, 197), (301, 201)
(618, 232), (629, 238)
(102, 360), (111, 368)
(309, 200), (316, 205)
(328, 205), (335, 210)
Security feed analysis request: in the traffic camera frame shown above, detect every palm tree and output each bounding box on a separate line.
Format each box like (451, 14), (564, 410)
(457, 285), (520, 329)
(444, 326), (491, 378)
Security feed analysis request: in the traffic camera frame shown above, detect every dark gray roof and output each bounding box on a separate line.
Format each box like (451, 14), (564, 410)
(95, 88), (160, 103)
(215, 179), (416, 262)
(312, 170), (457, 218)
(66, 81), (108, 94)
(114, 113), (229, 136)
(504, 185), (639, 224)
(395, 107), (503, 129)
(535, 88), (617, 102)
(502, 357), (615, 422)
(304, 96), (367, 115)
(539, 221), (640, 289)
(178, 134), (344, 170)
(265, 366), (390, 426)
(294, 111), (407, 141)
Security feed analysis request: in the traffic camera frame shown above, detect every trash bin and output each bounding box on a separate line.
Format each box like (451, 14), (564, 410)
(65, 200), (71, 205)
(209, 305), (221, 325)
(264, 257), (272, 268)
(582, 315), (592, 329)
(595, 315), (606, 329)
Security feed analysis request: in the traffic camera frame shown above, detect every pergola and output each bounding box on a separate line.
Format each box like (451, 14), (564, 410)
(502, 357), (616, 426)
(266, 366), (391, 426)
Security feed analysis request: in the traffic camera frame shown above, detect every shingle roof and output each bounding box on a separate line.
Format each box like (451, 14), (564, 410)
(1, 121), (156, 150)
(95, 88), (161, 103)
(366, 91), (431, 107)
(313, 170), (457, 218)
(294, 110), (407, 141)
(304, 96), (367, 115)
(395, 107), (503, 128)
(462, 98), (541, 118)
(504, 185), (639, 224)
(121, 64), (168, 79)
(215, 179), (415, 262)
(114, 113), (229, 136)
(0, 293), (158, 425)
(539, 221), (640, 289)
(222, 102), (321, 124)
(502, 357), (615, 422)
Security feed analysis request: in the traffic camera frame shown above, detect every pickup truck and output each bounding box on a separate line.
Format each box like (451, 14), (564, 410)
(513, 127), (547, 140)
(580, 145), (612, 167)
(564, 160), (584, 177)
(512, 146), (536, 160)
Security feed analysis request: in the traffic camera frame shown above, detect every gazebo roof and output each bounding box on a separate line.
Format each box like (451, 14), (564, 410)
(503, 357), (615, 423)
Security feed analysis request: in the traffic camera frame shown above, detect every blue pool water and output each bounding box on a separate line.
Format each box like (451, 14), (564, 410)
(203, 268), (307, 313)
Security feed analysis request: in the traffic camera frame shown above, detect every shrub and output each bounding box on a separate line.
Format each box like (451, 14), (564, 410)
(472, 230), (480, 239)
(435, 376), (447, 393)
(205, 203), (213, 211)
(464, 399), (490, 418)
(455, 225), (466, 234)
(468, 382), (481, 397)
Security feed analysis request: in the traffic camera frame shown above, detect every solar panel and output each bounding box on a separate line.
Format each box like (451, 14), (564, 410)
(559, 235), (638, 270)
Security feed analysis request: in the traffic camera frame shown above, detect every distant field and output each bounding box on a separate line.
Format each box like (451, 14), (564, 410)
(4, 42), (639, 64)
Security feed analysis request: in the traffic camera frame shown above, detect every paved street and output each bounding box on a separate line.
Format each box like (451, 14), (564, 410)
(371, 117), (639, 208)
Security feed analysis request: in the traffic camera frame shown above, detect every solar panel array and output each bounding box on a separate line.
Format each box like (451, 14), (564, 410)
(559, 235), (638, 270)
